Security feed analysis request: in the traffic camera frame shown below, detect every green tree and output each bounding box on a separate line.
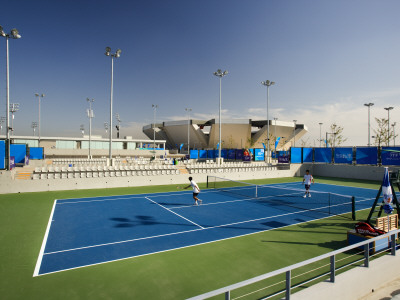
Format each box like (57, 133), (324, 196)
(373, 117), (397, 146)
(327, 123), (347, 147)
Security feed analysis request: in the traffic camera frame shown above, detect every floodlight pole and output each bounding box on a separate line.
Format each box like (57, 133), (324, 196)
(364, 103), (374, 146)
(87, 98), (94, 159)
(274, 117), (278, 153)
(152, 105), (158, 150)
(105, 47), (121, 166)
(293, 120), (297, 147)
(261, 80), (275, 164)
(185, 108), (192, 154)
(213, 69), (228, 165)
(319, 122), (323, 147)
(384, 107), (394, 146)
(35, 93), (45, 146)
(1, 26), (21, 170)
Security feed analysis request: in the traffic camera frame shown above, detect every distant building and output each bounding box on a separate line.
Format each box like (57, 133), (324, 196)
(143, 119), (307, 151)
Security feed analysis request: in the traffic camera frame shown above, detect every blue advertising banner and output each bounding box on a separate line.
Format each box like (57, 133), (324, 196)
(214, 149), (219, 158)
(227, 149), (236, 160)
(254, 148), (265, 161)
(381, 147), (400, 166)
(356, 147), (378, 165)
(243, 155), (251, 162)
(221, 149), (228, 159)
(199, 150), (207, 159)
(0, 140), (5, 169)
(10, 144), (27, 164)
(291, 147), (302, 163)
(302, 148), (313, 163)
(189, 150), (199, 159)
(29, 147), (44, 160)
(278, 151), (289, 163)
(249, 149), (254, 157)
(207, 149), (215, 159)
(334, 147), (353, 164)
(314, 148), (332, 163)
(236, 149), (243, 160)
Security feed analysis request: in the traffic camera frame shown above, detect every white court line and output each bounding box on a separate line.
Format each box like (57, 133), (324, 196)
(33, 200), (58, 277)
(144, 197), (205, 229)
(57, 188), (229, 205)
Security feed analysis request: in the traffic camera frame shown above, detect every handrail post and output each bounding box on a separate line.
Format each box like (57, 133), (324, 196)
(391, 233), (396, 256)
(364, 243), (370, 267)
(330, 255), (335, 282)
(286, 270), (291, 300)
(225, 291), (230, 300)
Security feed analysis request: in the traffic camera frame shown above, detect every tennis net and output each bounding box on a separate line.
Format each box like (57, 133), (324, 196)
(207, 176), (356, 220)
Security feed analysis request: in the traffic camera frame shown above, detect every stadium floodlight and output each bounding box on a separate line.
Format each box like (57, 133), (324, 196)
(261, 80), (275, 164)
(384, 107), (394, 146)
(35, 93), (45, 146)
(86, 98), (95, 159)
(80, 124), (85, 137)
(115, 113), (121, 139)
(31, 122), (38, 136)
(364, 103), (374, 146)
(9, 103), (19, 136)
(319, 123), (323, 147)
(0, 116), (5, 135)
(10, 28), (21, 39)
(213, 69), (228, 165)
(104, 47), (122, 165)
(1, 25), (21, 169)
(152, 105), (158, 151)
(0, 26), (6, 37)
(185, 108), (192, 154)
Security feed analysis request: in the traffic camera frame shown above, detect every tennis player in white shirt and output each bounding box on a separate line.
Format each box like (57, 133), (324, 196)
(302, 170), (315, 198)
(184, 177), (202, 205)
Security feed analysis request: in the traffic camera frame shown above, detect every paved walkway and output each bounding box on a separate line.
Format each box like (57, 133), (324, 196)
(292, 252), (400, 300)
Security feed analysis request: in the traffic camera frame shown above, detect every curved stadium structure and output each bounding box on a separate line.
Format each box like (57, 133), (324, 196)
(143, 118), (308, 151)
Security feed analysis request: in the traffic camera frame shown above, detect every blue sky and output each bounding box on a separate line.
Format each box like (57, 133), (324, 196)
(1, 0), (399, 146)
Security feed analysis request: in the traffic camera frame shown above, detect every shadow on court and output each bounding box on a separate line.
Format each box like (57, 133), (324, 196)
(110, 216), (197, 228)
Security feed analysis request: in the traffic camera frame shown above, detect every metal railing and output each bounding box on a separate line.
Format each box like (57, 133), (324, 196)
(187, 228), (400, 300)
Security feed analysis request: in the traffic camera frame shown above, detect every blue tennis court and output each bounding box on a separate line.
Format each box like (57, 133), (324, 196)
(34, 182), (381, 276)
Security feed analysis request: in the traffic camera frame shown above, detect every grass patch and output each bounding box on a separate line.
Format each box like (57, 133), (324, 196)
(0, 177), (381, 299)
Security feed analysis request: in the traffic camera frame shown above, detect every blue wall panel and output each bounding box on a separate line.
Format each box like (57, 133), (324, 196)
(199, 150), (207, 159)
(334, 147), (353, 164)
(315, 148), (332, 163)
(189, 150), (199, 159)
(10, 144), (27, 164)
(0, 140), (5, 169)
(291, 148), (302, 163)
(302, 148), (313, 163)
(356, 147), (377, 165)
(29, 147), (44, 160)
(381, 147), (400, 166)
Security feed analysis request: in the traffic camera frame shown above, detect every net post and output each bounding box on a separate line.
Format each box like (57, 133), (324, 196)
(255, 185), (258, 198)
(351, 196), (356, 220)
